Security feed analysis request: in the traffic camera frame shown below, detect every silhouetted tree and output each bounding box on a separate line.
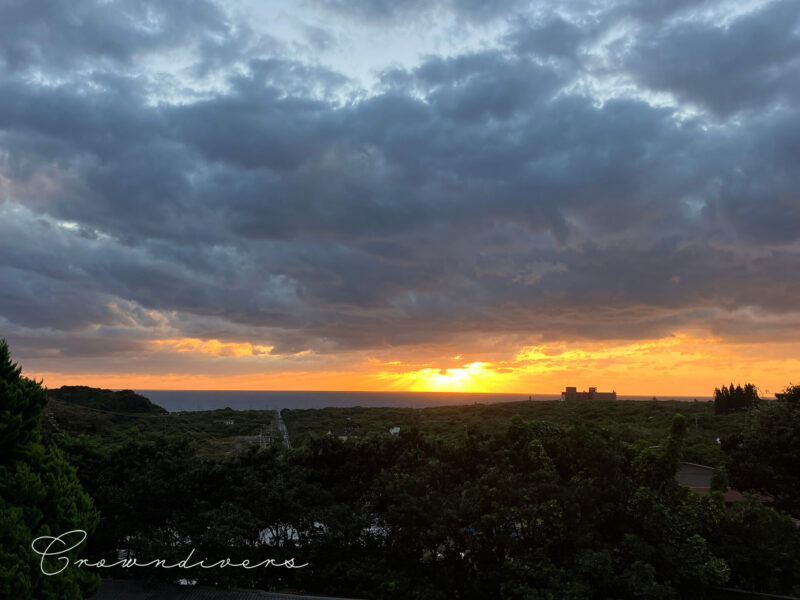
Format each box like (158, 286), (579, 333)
(714, 383), (759, 414)
(0, 339), (100, 599)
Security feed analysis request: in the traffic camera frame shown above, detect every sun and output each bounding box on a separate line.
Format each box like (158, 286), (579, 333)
(397, 362), (497, 393)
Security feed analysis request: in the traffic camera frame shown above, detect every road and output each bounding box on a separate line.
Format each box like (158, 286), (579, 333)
(275, 409), (291, 448)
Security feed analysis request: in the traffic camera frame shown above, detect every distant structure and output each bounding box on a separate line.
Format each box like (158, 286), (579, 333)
(676, 462), (772, 504)
(327, 426), (355, 441)
(560, 386), (617, 401)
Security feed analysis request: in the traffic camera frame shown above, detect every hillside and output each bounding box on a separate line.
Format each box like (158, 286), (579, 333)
(42, 394), (278, 460)
(47, 385), (168, 414)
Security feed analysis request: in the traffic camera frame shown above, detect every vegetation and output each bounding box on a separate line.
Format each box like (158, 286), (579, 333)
(723, 385), (800, 516)
(713, 383), (759, 415)
(0, 340), (100, 600)
(47, 386), (167, 414)
(43, 395), (277, 460)
(57, 409), (800, 599)
(282, 399), (747, 466)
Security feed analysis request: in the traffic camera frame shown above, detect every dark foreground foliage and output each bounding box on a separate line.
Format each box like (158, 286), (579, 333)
(0, 340), (100, 600)
(62, 413), (800, 599)
(723, 385), (800, 516)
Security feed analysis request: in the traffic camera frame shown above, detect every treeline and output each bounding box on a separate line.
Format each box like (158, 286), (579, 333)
(713, 383), (759, 415)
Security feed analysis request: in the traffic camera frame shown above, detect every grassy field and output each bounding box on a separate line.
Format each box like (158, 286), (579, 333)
(282, 399), (748, 466)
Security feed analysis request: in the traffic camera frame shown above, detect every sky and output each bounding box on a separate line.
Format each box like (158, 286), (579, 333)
(1, 0), (800, 396)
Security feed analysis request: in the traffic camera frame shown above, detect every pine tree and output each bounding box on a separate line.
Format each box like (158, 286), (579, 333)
(0, 340), (21, 382)
(714, 382), (759, 414)
(0, 339), (100, 599)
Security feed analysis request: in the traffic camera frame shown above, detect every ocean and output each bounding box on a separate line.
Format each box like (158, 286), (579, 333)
(135, 390), (709, 412)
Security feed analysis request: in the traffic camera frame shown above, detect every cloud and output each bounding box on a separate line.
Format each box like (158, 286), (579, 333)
(1, 0), (799, 392)
(507, 15), (587, 59)
(0, 0), (234, 75)
(311, 0), (526, 23)
(624, 0), (800, 116)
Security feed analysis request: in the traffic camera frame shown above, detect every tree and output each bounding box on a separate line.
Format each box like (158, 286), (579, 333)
(714, 383), (759, 415)
(775, 384), (800, 405)
(723, 384), (800, 516)
(0, 339), (100, 600)
(708, 496), (800, 595)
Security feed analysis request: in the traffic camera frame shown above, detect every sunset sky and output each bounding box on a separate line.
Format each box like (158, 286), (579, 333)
(2, 0), (800, 396)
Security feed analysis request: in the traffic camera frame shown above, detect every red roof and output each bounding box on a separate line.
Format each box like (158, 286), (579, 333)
(688, 486), (773, 503)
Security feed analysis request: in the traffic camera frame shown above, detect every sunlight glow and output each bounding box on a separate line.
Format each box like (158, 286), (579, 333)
(28, 333), (800, 396)
(149, 338), (274, 357)
(385, 362), (498, 393)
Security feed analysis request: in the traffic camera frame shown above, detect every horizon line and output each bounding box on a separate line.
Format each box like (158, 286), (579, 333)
(105, 388), (715, 398)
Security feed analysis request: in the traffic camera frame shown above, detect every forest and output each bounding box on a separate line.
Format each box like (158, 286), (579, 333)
(2, 340), (800, 599)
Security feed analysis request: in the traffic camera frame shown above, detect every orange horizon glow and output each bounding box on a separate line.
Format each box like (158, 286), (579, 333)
(22, 332), (800, 398)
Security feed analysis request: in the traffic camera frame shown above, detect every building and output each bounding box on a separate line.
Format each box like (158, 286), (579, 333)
(560, 386), (617, 401)
(326, 427), (354, 441)
(676, 462), (773, 504)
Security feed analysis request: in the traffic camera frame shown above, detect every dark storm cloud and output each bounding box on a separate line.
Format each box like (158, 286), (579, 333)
(313, 0), (525, 23)
(312, 0), (428, 23)
(0, 0), (234, 74)
(2, 0), (800, 363)
(625, 0), (800, 116)
(507, 16), (587, 59)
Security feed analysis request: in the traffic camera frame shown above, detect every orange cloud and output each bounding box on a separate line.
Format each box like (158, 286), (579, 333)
(375, 362), (499, 392)
(367, 333), (800, 396)
(148, 338), (274, 357)
(26, 332), (800, 397)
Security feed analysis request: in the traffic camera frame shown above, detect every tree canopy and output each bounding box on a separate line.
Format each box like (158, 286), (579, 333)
(714, 383), (759, 415)
(724, 384), (800, 516)
(0, 339), (100, 600)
